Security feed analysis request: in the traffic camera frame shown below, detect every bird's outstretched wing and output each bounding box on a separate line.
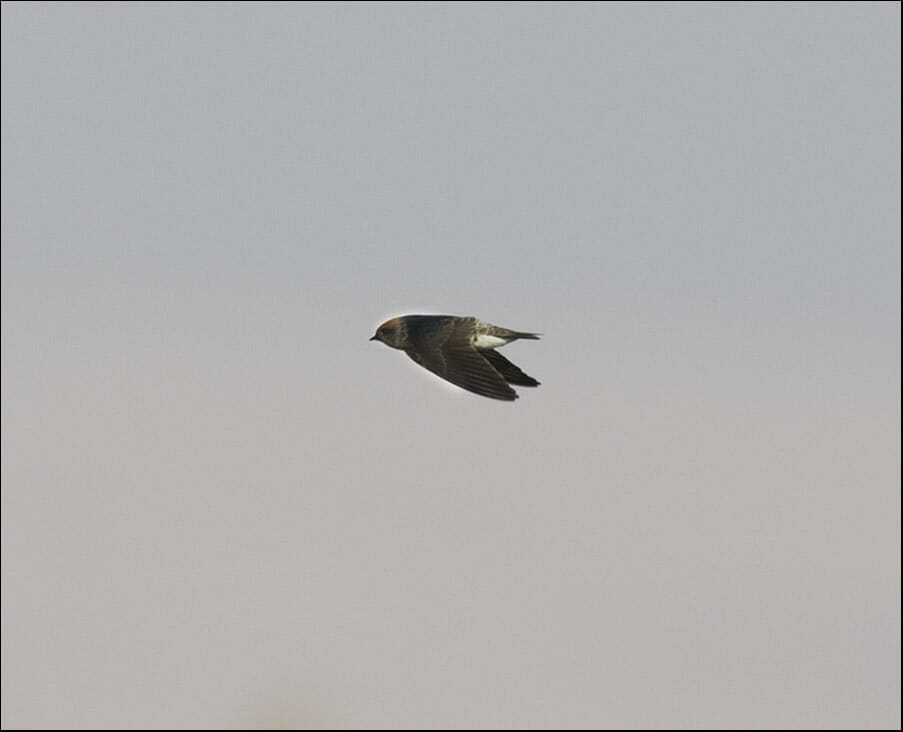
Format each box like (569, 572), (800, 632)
(480, 349), (540, 387)
(405, 318), (517, 400)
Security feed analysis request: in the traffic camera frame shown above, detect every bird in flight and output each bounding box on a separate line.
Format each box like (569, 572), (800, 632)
(370, 314), (541, 401)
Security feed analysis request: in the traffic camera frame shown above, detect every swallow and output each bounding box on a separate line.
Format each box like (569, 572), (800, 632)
(370, 314), (541, 401)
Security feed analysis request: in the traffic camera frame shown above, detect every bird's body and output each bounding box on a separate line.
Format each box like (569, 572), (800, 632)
(370, 314), (541, 401)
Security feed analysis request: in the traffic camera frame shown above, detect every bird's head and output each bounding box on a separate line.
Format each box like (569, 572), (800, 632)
(369, 317), (406, 349)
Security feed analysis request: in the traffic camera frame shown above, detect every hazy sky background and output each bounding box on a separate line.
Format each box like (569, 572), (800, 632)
(2, 3), (900, 728)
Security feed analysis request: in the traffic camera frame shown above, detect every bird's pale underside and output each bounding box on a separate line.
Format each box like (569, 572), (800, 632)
(370, 314), (541, 401)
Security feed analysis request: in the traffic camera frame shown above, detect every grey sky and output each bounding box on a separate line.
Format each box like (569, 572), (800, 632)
(2, 3), (900, 728)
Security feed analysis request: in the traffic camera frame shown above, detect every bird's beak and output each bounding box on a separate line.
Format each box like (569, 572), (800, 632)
(369, 335), (379, 341)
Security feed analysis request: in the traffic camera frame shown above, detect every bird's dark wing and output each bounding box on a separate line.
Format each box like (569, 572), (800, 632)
(406, 346), (517, 400)
(480, 349), (540, 387)
(405, 317), (517, 400)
